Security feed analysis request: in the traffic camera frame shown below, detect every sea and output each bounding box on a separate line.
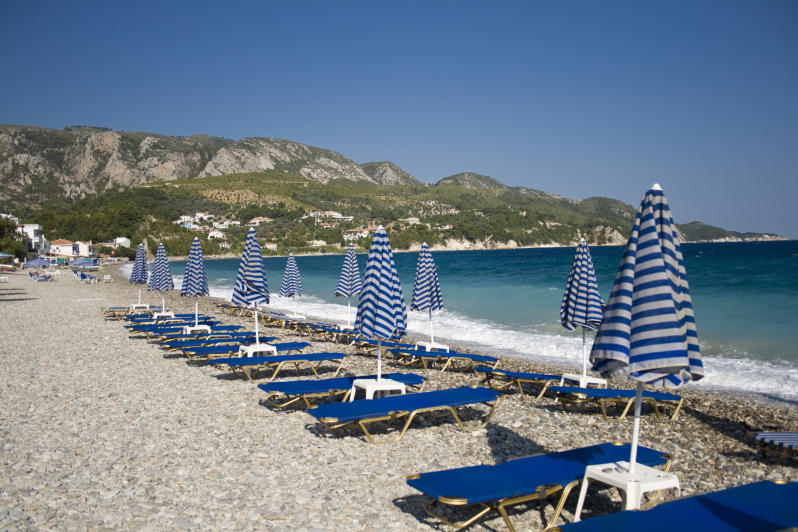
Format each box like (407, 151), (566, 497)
(127, 240), (798, 403)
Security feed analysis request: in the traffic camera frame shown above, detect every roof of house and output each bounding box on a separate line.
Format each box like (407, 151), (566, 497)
(50, 239), (74, 245)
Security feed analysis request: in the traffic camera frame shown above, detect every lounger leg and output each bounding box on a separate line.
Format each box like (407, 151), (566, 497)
(617, 398), (635, 420)
(536, 380), (554, 400)
(423, 500), (493, 531)
(669, 398), (684, 420)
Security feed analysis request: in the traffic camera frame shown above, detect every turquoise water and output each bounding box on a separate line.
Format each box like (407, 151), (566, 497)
(149, 240), (798, 400)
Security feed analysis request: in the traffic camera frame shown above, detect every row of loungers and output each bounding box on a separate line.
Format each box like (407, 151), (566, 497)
(105, 305), (798, 528)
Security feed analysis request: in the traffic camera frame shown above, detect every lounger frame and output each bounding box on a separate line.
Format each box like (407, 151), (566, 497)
(313, 389), (501, 445)
(212, 353), (347, 383)
(476, 366), (560, 400)
(552, 387), (684, 421)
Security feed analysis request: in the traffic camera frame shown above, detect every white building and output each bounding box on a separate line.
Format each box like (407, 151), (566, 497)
(114, 236), (131, 249)
(212, 221), (229, 229)
(405, 217), (421, 225)
(246, 217), (272, 227)
(16, 223), (44, 251)
(195, 212), (213, 220)
(218, 241), (231, 249)
(75, 241), (98, 258)
(207, 229), (225, 239)
(228, 220), (241, 226)
(343, 230), (369, 242)
(308, 240), (327, 247)
(262, 243), (278, 251)
(50, 239), (78, 257)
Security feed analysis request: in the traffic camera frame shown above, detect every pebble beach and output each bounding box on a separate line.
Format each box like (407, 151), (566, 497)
(1, 267), (797, 531)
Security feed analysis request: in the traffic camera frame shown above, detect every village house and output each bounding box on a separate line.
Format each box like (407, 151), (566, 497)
(246, 216), (273, 227)
(207, 229), (225, 239)
(218, 241), (231, 250)
(308, 240), (327, 247)
(49, 239), (78, 257)
(262, 243), (278, 251)
(75, 241), (99, 258)
(343, 230), (369, 242)
(212, 221), (229, 229)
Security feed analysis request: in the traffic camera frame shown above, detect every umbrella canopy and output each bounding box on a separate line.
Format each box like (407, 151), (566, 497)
(129, 243), (148, 305)
(231, 228), (270, 343)
(590, 183), (702, 472)
(279, 254), (302, 298)
(335, 243), (362, 326)
(410, 242), (444, 344)
(0, 252), (13, 258)
(148, 243), (174, 312)
(181, 237), (209, 326)
(26, 258), (49, 267)
(354, 225), (407, 380)
(560, 238), (604, 385)
(280, 253), (302, 317)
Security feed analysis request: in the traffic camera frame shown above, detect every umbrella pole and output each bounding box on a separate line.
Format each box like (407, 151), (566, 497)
(582, 327), (587, 384)
(254, 305), (260, 345)
(377, 339), (382, 382)
(346, 298), (351, 327)
(195, 298), (199, 327)
(161, 294), (166, 313)
(429, 309), (434, 344)
(138, 287), (142, 305)
(629, 381), (643, 474)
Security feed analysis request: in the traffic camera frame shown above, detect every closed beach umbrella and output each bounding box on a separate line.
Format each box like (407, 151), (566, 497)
(148, 243), (174, 313)
(411, 242), (444, 344)
(231, 228), (270, 343)
(129, 243), (148, 305)
(560, 238), (604, 385)
(335, 243), (363, 326)
(280, 253), (302, 317)
(354, 225), (407, 381)
(182, 237), (209, 327)
(590, 183), (703, 473)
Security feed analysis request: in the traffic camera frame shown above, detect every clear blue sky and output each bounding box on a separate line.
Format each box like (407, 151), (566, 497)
(1, 1), (796, 237)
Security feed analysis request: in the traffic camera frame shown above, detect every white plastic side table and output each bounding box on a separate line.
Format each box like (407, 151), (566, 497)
(349, 378), (406, 401)
(129, 303), (150, 311)
(152, 311), (175, 319)
(573, 461), (681, 521)
(239, 344), (277, 357)
(182, 324), (211, 335)
(414, 341), (450, 352)
(560, 373), (607, 388)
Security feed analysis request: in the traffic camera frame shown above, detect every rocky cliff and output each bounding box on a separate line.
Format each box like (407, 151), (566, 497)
(0, 125), (419, 207)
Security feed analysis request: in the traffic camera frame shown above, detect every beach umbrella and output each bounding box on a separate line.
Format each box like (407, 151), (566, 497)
(410, 242), (444, 344)
(335, 243), (362, 326)
(129, 243), (148, 305)
(231, 228), (270, 343)
(181, 237), (209, 327)
(560, 238), (604, 385)
(148, 243), (174, 313)
(354, 225), (407, 381)
(280, 253), (302, 317)
(590, 183), (703, 473)
(26, 258), (49, 268)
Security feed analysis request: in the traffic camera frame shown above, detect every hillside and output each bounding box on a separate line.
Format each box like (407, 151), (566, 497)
(677, 221), (783, 243)
(0, 125), (417, 209)
(436, 172), (506, 189)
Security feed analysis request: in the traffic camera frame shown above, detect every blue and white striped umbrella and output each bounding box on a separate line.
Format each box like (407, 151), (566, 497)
(560, 238), (604, 385)
(354, 226), (407, 380)
(232, 228), (270, 343)
(280, 254), (302, 316)
(590, 183), (702, 472)
(148, 243), (174, 312)
(411, 242), (444, 344)
(129, 243), (148, 305)
(182, 237), (209, 326)
(335, 243), (362, 326)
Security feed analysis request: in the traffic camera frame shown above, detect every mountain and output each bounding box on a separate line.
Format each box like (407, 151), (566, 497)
(436, 172), (506, 189)
(0, 125), (417, 208)
(359, 161), (419, 185)
(677, 221), (783, 243)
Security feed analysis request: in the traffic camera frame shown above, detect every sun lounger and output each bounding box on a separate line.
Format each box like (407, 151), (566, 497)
(209, 351), (348, 383)
(355, 338), (418, 352)
(549, 386), (684, 420)
(555, 480), (798, 532)
(182, 341), (311, 361)
(475, 366), (561, 400)
(754, 431), (798, 461)
(406, 442), (671, 531)
(140, 324), (240, 341)
(307, 386), (501, 444)
(257, 372), (426, 408)
(159, 336), (278, 351)
(389, 348), (500, 372)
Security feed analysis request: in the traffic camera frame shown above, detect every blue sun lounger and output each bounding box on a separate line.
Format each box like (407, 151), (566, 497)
(549, 386), (685, 420)
(143, 324), (242, 342)
(406, 442), (670, 531)
(182, 341), (310, 360)
(209, 351), (348, 383)
(257, 372), (426, 408)
(754, 432), (798, 461)
(475, 366), (561, 400)
(159, 336), (278, 351)
(307, 386), (501, 444)
(389, 348), (500, 372)
(556, 480), (798, 532)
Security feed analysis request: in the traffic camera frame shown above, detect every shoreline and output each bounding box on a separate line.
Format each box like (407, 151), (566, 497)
(1, 268), (796, 529)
